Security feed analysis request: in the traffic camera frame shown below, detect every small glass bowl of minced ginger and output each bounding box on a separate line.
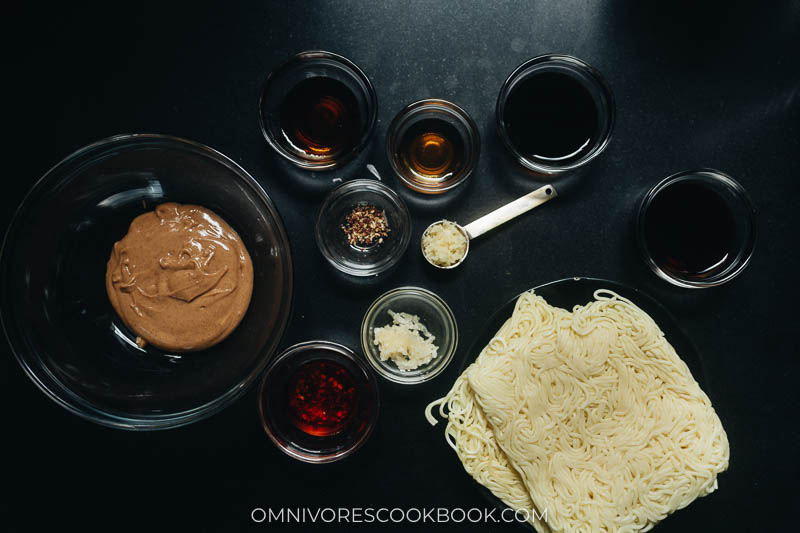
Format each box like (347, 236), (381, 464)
(360, 286), (458, 384)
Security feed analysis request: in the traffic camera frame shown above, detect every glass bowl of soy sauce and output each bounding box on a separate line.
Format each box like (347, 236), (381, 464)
(636, 169), (757, 288)
(496, 54), (615, 175)
(257, 340), (380, 463)
(259, 50), (378, 171)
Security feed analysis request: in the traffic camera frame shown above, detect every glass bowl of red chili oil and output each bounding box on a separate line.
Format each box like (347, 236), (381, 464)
(257, 340), (380, 463)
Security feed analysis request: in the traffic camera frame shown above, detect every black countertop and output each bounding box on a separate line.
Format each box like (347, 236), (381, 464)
(5, 1), (799, 531)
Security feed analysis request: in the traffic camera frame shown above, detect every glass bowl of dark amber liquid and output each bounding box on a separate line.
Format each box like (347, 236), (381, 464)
(258, 50), (378, 170)
(636, 169), (757, 288)
(0, 134), (294, 429)
(258, 340), (380, 463)
(386, 99), (480, 194)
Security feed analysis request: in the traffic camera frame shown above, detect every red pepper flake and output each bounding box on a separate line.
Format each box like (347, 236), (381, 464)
(287, 360), (358, 437)
(341, 204), (390, 247)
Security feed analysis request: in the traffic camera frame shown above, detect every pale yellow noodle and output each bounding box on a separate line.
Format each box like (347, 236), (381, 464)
(425, 289), (729, 533)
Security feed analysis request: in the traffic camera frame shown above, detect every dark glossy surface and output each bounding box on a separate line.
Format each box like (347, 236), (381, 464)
(637, 169), (757, 288)
(280, 77), (362, 160)
(644, 181), (736, 276)
(504, 71), (598, 162)
(1, 135), (293, 429)
(6, 1), (799, 531)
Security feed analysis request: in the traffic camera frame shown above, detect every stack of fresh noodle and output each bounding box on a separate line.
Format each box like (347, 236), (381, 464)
(426, 289), (729, 533)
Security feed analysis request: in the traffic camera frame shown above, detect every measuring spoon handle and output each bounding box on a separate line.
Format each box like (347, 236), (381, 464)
(462, 184), (557, 239)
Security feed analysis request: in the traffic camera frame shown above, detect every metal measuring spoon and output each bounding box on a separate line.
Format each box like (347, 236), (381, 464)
(421, 184), (557, 269)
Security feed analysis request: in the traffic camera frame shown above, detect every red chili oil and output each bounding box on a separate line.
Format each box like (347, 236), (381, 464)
(287, 359), (358, 437)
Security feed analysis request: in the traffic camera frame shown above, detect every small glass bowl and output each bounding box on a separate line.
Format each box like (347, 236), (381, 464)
(257, 340), (380, 463)
(315, 179), (411, 276)
(361, 287), (458, 384)
(386, 99), (480, 194)
(636, 169), (757, 288)
(258, 50), (378, 171)
(496, 54), (615, 175)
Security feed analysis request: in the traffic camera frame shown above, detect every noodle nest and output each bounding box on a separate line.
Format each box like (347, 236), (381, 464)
(426, 289), (729, 533)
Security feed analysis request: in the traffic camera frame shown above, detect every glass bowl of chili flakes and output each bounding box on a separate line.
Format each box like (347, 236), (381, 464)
(315, 179), (411, 276)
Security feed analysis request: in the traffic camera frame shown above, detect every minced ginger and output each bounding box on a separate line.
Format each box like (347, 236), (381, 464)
(372, 310), (438, 371)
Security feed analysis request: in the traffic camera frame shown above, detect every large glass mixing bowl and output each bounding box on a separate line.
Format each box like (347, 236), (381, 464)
(0, 134), (294, 430)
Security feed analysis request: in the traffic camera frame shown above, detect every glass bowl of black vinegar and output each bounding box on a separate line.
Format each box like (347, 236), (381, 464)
(636, 169), (757, 288)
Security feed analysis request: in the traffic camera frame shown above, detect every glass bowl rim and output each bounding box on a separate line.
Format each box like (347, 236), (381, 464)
(0, 132), (295, 430)
(256, 339), (380, 463)
(635, 168), (758, 288)
(385, 98), (481, 194)
(495, 53), (616, 174)
(360, 286), (458, 384)
(314, 178), (412, 276)
(257, 49), (378, 171)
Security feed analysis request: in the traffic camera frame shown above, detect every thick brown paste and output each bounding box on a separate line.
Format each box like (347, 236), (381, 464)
(106, 203), (254, 352)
